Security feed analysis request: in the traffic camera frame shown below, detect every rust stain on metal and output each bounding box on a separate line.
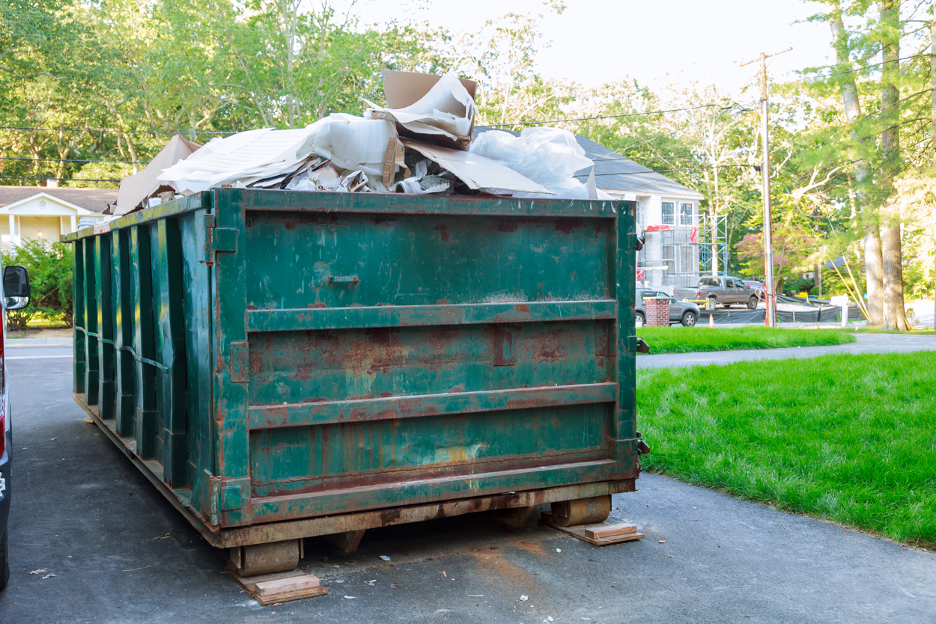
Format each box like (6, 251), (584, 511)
(432, 223), (451, 241)
(530, 329), (567, 363)
(553, 218), (585, 235)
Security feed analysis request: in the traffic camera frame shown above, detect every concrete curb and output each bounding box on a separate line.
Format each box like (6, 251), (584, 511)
(6, 338), (72, 346)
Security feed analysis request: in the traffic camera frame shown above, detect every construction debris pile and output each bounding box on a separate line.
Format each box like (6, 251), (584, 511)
(111, 70), (607, 216)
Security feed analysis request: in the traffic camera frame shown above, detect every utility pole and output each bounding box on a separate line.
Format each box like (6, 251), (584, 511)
(741, 46), (791, 328)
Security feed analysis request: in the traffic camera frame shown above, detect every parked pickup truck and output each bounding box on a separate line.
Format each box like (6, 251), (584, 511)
(676, 276), (759, 311)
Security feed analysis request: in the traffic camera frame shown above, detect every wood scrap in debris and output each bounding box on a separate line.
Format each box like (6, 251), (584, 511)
(541, 514), (644, 547)
(227, 564), (327, 606)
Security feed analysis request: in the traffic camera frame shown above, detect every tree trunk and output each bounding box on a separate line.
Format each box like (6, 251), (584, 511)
(879, 0), (910, 330)
(829, 5), (884, 325)
(932, 18), (936, 170)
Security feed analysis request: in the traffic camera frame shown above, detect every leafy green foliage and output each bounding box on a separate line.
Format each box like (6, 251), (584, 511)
(0, 0), (446, 187)
(638, 351), (936, 546)
(2, 239), (73, 330)
(635, 326), (855, 354)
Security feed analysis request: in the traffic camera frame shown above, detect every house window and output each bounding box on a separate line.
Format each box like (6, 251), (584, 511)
(680, 203), (693, 225)
(662, 202), (675, 225)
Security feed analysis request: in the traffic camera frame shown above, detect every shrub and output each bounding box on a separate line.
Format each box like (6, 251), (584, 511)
(3, 239), (74, 331)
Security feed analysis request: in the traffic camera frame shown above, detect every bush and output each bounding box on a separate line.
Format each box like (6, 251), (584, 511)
(2, 239), (73, 331)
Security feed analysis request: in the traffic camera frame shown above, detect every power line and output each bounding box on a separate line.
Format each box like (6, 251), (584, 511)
(0, 176), (119, 182)
(0, 125), (234, 135)
(486, 103), (742, 128)
(0, 156), (147, 165)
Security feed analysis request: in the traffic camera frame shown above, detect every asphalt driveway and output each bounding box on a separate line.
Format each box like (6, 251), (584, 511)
(0, 344), (934, 623)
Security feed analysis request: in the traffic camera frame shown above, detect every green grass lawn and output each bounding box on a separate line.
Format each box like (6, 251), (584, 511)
(636, 326), (856, 355)
(637, 351), (936, 547)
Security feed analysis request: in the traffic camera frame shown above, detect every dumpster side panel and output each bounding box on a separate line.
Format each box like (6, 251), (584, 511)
(112, 228), (136, 438)
(212, 190), (637, 528)
(69, 191), (637, 541)
(82, 238), (99, 406)
(94, 235), (116, 421)
(73, 238), (86, 395)
(179, 210), (215, 514)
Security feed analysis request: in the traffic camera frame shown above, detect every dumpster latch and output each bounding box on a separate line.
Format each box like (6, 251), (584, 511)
(202, 215), (238, 265)
(492, 327), (516, 366)
(625, 233), (645, 252)
(626, 336), (650, 354)
(230, 341), (249, 383)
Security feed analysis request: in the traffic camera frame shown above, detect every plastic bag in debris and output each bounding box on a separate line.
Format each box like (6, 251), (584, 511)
(469, 127), (593, 191)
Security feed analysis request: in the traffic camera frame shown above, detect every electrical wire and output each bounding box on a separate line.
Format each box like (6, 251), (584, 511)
(0, 156), (147, 165)
(0, 125), (235, 135)
(486, 103), (741, 128)
(0, 176), (119, 182)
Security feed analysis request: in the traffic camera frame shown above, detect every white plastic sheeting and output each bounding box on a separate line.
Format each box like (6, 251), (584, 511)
(468, 127), (611, 200)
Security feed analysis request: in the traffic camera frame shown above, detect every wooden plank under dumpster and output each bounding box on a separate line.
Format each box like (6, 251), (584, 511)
(65, 189), (640, 551)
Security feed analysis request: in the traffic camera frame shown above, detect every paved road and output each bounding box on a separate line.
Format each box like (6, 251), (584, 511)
(1, 344), (934, 623)
(638, 333), (936, 369)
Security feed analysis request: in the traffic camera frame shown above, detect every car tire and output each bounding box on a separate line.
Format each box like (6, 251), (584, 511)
(635, 312), (645, 328)
(705, 298), (716, 311)
(748, 296), (758, 310)
(681, 311), (697, 327)
(0, 527), (9, 591)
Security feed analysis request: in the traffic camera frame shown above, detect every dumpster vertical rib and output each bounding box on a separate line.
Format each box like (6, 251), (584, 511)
(73, 238), (86, 395)
(130, 224), (157, 459)
(210, 189), (250, 527)
(154, 218), (189, 487)
(181, 209), (214, 514)
(113, 228), (136, 438)
(613, 202), (638, 467)
(83, 237), (99, 406)
(95, 234), (115, 421)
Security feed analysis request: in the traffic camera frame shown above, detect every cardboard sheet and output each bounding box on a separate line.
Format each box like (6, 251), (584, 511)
(366, 71), (477, 150)
(114, 135), (200, 216)
(401, 139), (552, 194)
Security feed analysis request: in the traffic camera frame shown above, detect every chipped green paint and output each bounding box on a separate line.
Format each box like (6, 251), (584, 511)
(70, 188), (639, 546)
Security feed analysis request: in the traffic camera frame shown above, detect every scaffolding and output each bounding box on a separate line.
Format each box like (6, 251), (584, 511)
(698, 213), (729, 276)
(659, 228), (698, 288)
(635, 214), (729, 291)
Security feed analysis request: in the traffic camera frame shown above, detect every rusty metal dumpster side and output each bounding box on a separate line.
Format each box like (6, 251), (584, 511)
(68, 189), (639, 547)
(70, 197), (217, 517)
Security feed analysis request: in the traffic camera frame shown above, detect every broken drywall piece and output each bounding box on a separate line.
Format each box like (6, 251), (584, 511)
(114, 135), (200, 216)
(401, 139), (552, 195)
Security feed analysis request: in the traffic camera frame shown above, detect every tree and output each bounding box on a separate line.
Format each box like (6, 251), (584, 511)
(825, 0), (885, 325)
(736, 223), (820, 293)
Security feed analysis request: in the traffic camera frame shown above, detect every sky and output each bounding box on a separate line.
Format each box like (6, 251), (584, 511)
(335, 0), (835, 95)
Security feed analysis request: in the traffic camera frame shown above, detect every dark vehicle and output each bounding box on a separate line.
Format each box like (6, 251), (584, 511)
(635, 289), (699, 327)
(0, 264), (31, 590)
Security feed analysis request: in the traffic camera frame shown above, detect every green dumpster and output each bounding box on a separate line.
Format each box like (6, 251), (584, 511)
(66, 189), (641, 573)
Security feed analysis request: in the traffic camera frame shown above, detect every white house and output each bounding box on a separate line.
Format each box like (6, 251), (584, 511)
(571, 137), (705, 290)
(0, 185), (115, 251)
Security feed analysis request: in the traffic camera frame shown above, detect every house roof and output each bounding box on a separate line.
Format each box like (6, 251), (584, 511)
(472, 128), (704, 200)
(0, 186), (116, 213)
(571, 136), (704, 200)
